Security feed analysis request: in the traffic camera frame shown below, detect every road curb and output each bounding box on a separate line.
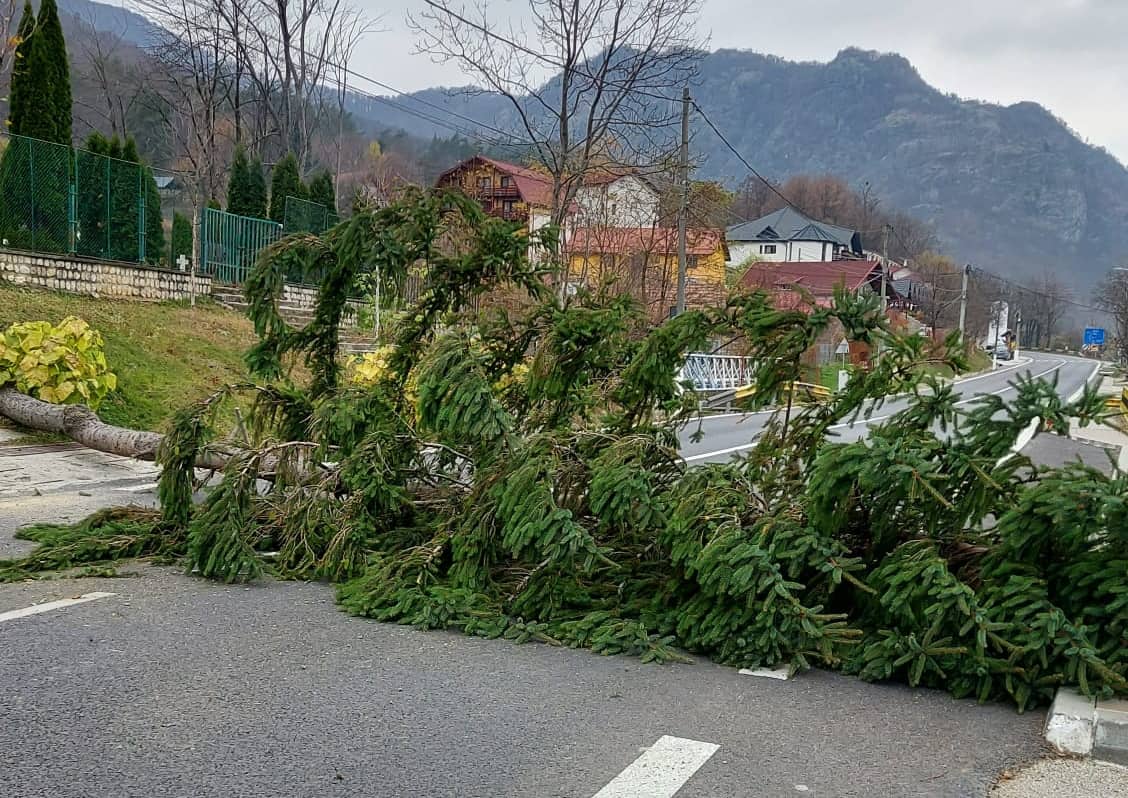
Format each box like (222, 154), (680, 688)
(1045, 689), (1128, 766)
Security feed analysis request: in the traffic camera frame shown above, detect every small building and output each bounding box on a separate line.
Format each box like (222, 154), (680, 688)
(727, 207), (862, 267)
(573, 169), (660, 229)
(739, 260), (905, 366)
(435, 155), (554, 234)
(568, 226), (728, 319)
(437, 155), (664, 234)
(739, 259), (895, 301)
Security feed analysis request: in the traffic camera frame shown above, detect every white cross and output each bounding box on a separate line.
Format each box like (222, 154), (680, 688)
(176, 254), (189, 272)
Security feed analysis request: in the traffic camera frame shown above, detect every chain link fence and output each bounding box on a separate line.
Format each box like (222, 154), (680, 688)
(283, 194), (338, 235)
(0, 132), (183, 266)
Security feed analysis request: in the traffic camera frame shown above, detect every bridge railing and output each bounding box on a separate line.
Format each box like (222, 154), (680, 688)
(679, 353), (758, 392)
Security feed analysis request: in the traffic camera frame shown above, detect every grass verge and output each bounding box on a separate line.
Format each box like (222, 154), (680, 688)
(0, 284), (257, 432)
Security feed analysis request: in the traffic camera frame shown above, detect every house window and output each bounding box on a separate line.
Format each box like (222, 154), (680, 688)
(502, 200), (516, 217)
(686, 255), (700, 269)
(477, 176), (492, 191)
(760, 244), (777, 254)
(500, 176), (511, 188)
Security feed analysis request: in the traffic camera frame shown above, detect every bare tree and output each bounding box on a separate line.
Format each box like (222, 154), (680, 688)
(327, 7), (380, 210)
(412, 0), (705, 236)
(74, 16), (149, 139)
(911, 251), (963, 340)
(1031, 270), (1074, 346)
(0, 0), (28, 93)
(1095, 268), (1128, 365)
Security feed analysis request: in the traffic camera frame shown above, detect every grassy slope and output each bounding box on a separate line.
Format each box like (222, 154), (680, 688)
(0, 284), (257, 431)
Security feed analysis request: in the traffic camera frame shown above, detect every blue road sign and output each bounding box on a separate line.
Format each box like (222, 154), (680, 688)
(1084, 327), (1106, 346)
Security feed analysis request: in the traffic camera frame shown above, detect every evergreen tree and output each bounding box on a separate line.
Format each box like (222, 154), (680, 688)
(169, 211), (192, 266)
(246, 156), (267, 218)
(307, 171), (336, 211)
(108, 136), (139, 260)
(24, 0), (71, 144)
(268, 153), (304, 224)
(7, 1), (36, 136)
(226, 146), (250, 216)
(76, 132), (111, 258)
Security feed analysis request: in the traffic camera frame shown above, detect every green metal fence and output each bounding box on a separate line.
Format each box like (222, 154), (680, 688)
(200, 207), (281, 285)
(283, 194), (338, 235)
(0, 132), (174, 265)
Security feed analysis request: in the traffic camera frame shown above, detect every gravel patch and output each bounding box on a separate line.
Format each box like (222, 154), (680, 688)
(992, 757), (1128, 797)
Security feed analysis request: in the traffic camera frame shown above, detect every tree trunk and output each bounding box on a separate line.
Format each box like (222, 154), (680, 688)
(0, 388), (227, 469)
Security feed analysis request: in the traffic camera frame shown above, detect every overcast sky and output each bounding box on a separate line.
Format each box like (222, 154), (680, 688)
(357, 0), (1128, 164)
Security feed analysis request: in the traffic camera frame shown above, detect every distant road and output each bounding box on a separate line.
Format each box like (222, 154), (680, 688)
(678, 352), (1101, 465)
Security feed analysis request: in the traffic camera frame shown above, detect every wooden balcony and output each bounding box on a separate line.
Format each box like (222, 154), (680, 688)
(475, 183), (520, 199)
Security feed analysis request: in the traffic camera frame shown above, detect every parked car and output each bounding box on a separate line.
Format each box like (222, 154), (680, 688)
(993, 345), (1014, 361)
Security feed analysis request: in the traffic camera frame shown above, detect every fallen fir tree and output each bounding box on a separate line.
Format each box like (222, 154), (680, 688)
(2, 189), (1124, 711)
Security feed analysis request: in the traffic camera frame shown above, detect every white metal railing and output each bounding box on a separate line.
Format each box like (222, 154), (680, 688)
(679, 353), (758, 392)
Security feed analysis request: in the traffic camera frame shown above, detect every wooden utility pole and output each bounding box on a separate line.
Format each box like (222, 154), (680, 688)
(675, 86), (690, 316)
(958, 264), (970, 339)
(880, 223), (890, 314)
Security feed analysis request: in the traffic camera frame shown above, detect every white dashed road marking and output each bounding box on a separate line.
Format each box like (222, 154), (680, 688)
(593, 735), (719, 798)
(0, 591), (116, 623)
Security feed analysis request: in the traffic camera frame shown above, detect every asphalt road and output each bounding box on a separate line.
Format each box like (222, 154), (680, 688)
(679, 352), (1101, 464)
(0, 554), (1045, 798)
(0, 356), (1112, 797)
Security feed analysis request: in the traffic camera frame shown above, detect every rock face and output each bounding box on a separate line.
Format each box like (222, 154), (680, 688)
(358, 47), (1128, 287)
(690, 48), (1128, 286)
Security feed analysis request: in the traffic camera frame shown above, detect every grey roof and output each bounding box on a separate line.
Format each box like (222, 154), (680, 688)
(727, 207), (858, 250)
(155, 175), (178, 190)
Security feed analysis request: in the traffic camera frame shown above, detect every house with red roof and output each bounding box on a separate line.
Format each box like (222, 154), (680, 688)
(738, 260), (894, 301)
(738, 260), (911, 366)
(436, 155), (557, 232)
(436, 155), (662, 232)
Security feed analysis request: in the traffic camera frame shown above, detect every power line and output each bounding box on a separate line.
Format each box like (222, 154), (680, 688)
(690, 100), (804, 218)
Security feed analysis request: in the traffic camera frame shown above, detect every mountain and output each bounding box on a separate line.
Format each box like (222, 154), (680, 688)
(350, 48), (1128, 287)
(56, 0), (164, 48)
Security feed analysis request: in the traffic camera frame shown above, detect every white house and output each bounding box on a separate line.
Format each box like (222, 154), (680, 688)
(727, 207), (862, 267)
(573, 171), (660, 230)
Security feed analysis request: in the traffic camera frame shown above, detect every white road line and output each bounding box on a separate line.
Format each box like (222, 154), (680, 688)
(0, 592), (115, 623)
(593, 735), (719, 798)
(684, 359), (1073, 463)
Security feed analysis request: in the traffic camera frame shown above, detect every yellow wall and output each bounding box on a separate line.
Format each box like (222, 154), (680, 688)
(568, 245), (727, 290)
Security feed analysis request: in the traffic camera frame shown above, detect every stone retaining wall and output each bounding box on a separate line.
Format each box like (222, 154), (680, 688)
(0, 249), (212, 301)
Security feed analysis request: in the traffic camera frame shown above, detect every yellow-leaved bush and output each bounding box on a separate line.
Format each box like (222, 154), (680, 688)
(0, 317), (117, 408)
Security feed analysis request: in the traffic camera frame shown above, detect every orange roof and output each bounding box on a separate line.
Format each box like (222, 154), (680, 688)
(568, 227), (724, 257)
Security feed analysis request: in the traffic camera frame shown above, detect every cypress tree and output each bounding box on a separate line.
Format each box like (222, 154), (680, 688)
(308, 171), (335, 211)
(106, 136), (139, 260)
(268, 153), (304, 224)
(247, 155), (267, 218)
(226, 145), (250, 215)
(24, 0), (72, 144)
(76, 132), (111, 259)
(7, 1), (36, 136)
(170, 211), (192, 266)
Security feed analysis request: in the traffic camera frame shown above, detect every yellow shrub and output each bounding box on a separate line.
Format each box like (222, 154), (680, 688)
(0, 317), (117, 408)
(346, 346), (397, 387)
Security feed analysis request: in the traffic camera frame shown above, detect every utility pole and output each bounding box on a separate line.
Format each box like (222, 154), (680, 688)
(675, 86), (690, 316)
(958, 264), (970, 339)
(880, 224), (890, 314)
